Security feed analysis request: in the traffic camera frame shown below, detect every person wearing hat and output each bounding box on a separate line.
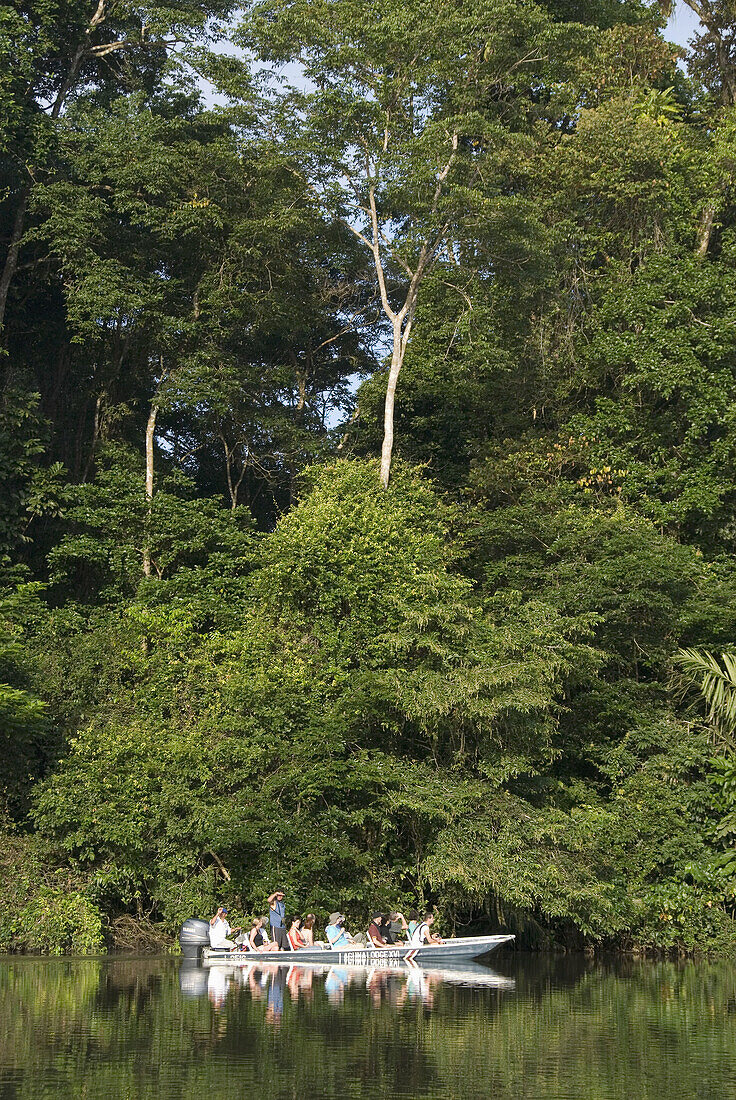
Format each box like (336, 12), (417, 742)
(325, 912), (365, 949)
(268, 888), (289, 950)
(209, 906), (241, 952)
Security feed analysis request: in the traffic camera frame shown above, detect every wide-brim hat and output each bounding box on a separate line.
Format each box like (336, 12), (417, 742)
(329, 912), (344, 924)
(371, 912), (384, 922)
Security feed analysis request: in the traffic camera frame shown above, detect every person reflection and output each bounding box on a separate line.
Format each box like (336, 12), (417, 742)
(265, 967), (286, 1028)
(324, 966), (350, 1006)
(298, 966), (315, 1003)
(366, 967), (390, 1008)
(247, 965), (267, 1001)
(286, 965), (302, 1002)
(395, 967), (436, 1010)
(207, 965), (231, 1009)
(286, 965), (315, 1004)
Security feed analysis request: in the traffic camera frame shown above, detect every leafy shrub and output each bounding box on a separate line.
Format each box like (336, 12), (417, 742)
(0, 831), (105, 955)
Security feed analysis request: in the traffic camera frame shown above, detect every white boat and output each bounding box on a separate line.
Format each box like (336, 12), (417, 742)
(182, 920), (514, 968)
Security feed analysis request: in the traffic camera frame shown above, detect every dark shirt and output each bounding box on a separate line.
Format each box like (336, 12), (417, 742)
(368, 921), (386, 944)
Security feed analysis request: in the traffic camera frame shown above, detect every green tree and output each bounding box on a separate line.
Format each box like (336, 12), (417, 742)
(0, 584), (51, 821)
(239, 0), (598, 486)
(0, 0), (233, 336)
(33, 460), (593, 928)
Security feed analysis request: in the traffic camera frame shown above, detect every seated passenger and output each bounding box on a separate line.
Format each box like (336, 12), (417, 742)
(409, 911), (444, 947)
(248, 916), (280, 952)
(406, 910), (420, 939)
(368, 913), (388, 948)
(209, 906), (242, 952)
(287, 915), (308, 951)
(325, 912), (361, 949)
(301, 913), (324, 947)
(382, 912), (408, 944)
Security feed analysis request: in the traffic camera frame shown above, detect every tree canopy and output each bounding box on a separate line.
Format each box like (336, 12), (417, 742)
(5, 0), (736, 954)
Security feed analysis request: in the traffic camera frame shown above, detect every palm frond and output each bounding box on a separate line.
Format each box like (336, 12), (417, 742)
(675, 647), (736, 742)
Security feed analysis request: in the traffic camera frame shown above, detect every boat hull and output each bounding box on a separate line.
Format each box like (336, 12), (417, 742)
(202, 933), (514, 968)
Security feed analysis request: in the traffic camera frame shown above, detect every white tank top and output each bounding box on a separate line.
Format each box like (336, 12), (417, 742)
(410, 921), (429, 947)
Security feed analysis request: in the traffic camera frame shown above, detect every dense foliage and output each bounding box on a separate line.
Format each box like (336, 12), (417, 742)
(4, 0), (736, 953)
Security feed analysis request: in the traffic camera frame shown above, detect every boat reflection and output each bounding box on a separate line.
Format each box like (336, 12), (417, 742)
(180, 958), (515, 1015)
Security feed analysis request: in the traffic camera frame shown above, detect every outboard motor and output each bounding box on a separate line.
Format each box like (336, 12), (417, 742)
(179, 916), (210, 959)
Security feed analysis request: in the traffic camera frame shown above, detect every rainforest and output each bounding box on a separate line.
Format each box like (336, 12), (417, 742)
(4, 0), (736, 954)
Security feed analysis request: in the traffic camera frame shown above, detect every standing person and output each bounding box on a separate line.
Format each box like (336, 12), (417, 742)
(268, 888), (289, 950)
(209, 906), (242, 952)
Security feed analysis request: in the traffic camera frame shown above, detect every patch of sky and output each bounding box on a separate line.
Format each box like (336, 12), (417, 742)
(666, 3), (701, 49)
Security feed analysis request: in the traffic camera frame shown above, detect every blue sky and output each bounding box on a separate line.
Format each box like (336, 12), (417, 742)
(666, 2), (701, 48)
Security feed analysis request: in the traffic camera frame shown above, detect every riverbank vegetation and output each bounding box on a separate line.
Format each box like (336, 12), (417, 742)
(4, 0), (736, 954)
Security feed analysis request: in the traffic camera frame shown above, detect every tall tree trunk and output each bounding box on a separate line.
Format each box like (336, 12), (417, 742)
(696, 201), (717, 258)
(0, 183), (30, 336)
(348, 133), (456, 487)
(221, 433), (247, 513)
(82, 394), (104, 483)
(681, 3), (736, 106)
(143, 403), (157, 577)
(380, 324), (406, 489)
(379, 297), (417, 488)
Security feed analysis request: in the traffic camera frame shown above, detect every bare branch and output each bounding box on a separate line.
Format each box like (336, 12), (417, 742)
(312, 302), (378, 353)
(367, 183), (397, 321)
(345, 221), (374, 251)
(431, 132), (459, 216)
(207, 849), (232, 881)
(379, 227), (415, 279)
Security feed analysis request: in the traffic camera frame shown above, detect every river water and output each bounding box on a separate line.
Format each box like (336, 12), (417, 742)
(1, 951), (735, 1099)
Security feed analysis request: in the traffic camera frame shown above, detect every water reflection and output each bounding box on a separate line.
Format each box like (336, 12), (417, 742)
(180, 958), (514, 1015)
(3, 953), (736, 1099)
